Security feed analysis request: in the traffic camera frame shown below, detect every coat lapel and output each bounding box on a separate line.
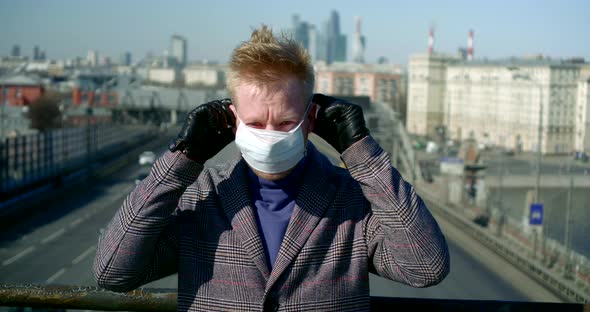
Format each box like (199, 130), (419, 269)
(265, 143), (337, 292)
(217, 160), (270, 280)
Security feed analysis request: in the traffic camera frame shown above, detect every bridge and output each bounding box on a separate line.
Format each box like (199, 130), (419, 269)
(0, 90), (589, 310)
(109, 86), (227, 126)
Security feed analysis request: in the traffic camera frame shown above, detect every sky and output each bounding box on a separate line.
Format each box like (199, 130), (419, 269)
(1, 0), (589, 66)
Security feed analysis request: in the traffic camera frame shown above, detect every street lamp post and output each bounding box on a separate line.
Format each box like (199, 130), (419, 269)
(497, 136), (506, 237)
(564, 159), (574, 279)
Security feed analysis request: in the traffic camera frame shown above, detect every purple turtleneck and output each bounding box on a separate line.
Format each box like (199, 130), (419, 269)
(247, 157), (307, 270)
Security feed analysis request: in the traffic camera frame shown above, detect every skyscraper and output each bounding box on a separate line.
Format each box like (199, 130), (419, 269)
(170, 35), (188, 67)
(120, 51), (132, 66)
(292, 14), (310, 52)
(334, 34), (347, 62)
(352, 17), (366, 63)
(308, 25), (318, 62)
(326, 10), (346, 63)
(87, 50), (99, 66)
(33, 45), (40, 61)
(317, 21), (330, 62)
(11, 45), (20, 57)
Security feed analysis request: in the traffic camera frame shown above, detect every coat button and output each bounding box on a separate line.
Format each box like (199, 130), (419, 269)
(263, 297), (279, 312)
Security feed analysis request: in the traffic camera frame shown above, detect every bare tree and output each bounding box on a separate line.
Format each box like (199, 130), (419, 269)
(27, 92), (62, 132)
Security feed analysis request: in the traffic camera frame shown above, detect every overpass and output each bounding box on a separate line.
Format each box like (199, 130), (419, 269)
(0, 92), (588, 310)
(0, 139), (565, 302)
(109, 86), (228, 125)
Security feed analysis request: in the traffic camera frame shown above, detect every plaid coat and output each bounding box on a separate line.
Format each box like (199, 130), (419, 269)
(94, 136), (450, 311)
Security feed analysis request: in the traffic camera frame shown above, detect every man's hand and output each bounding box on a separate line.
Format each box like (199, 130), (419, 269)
(312, 94), (370, 154)
(169, 99), (236, 164)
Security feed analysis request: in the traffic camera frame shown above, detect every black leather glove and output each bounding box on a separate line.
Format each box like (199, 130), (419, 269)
(169, 99), (235, 164)
(313, 93), (370, 154)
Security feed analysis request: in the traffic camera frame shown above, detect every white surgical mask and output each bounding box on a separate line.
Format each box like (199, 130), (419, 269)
(235, 99), (312, 174)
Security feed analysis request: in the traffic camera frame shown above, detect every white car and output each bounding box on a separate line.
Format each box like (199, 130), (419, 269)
(139, 151), (156, 166)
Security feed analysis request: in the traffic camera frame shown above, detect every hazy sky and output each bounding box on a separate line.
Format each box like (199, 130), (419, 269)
(1, 0), (589, 65)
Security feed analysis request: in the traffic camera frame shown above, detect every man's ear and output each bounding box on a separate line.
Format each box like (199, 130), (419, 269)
(229, 104), (239, 135)
(307, 103), (317, 134)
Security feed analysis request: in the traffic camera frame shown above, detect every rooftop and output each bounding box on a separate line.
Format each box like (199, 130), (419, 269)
(314, 61), (404, 75)
(450, 58), (585, 68)
(0, 74), (42, 86)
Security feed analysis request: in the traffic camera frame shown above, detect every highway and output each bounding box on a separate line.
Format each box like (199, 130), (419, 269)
(0, 139), (562, 306)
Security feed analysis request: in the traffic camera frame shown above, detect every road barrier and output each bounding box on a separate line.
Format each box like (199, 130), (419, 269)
(415, 183), (590, 304)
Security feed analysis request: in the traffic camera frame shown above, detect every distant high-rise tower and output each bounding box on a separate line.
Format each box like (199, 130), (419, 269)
(170, 34), (188, 67)
(352, 16), (366, 63)
(295, 25), (310, 51)
(317, 20), (330, 62)
(334, 34), (347, 62)
(120, 51), (132, 66)
(11, 45), (20, 57)
(308, 25), (318, 62)
(33, 45), (40, 61)
(325, 10), (346, 63)
(87, 50), (99, 66)
(467, 29), (474, 61)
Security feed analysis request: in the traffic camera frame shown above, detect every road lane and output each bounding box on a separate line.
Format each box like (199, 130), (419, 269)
(0, 138), (560, 303)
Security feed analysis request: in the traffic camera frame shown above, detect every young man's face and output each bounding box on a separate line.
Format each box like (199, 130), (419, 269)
(229, 75), (316, 180)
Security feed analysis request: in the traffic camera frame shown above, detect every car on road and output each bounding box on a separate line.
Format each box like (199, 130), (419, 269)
(139, 151), (156, 166)
(502, 148), (515, 156)
(574, 151), (588, 162)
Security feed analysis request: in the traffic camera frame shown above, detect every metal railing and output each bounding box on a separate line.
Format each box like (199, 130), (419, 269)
(414, 183), (590, 304)
(0, 284), (587, 311)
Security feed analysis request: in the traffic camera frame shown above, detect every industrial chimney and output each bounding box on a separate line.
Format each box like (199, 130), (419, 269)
(428, 26), (434, 55)
(468, 29), (474, 61)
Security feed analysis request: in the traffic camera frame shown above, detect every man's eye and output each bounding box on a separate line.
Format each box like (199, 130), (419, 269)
(280, 121), (294, 126)
(248, 122), (264, 129)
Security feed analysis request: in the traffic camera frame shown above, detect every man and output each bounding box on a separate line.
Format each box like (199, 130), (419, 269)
(94, 25), (450, 311)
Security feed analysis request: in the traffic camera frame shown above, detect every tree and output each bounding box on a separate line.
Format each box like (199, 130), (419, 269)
(27, 92), (62, 132)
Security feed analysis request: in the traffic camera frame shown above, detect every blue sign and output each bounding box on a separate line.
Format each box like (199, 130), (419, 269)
(529, 203), (544, 225)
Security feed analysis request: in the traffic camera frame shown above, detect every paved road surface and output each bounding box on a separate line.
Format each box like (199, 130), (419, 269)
(0, 138), (561, 307)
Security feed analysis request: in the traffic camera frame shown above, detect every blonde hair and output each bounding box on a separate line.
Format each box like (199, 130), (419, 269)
(227, 25), (315, 104)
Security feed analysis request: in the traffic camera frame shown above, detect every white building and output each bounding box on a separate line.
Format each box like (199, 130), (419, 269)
(147, 68), (179, 84)
(315, 61), (404, 104)
(407, 52), (586, 154)
(183, 64), (226, 87)
(406, 53), (458, 138)
(445, 60), (580, 154)
(575, 75), (590, 153)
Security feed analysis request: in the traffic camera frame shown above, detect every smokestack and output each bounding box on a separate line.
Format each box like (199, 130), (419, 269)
(428, 26), (434, 54)
(468, 29), (474, 61)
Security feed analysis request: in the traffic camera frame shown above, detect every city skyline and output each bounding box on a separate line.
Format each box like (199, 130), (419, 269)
(1, 0), (589, 65)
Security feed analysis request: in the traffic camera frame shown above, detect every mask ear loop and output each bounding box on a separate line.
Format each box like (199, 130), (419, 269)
(302, 95), (314, 157)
